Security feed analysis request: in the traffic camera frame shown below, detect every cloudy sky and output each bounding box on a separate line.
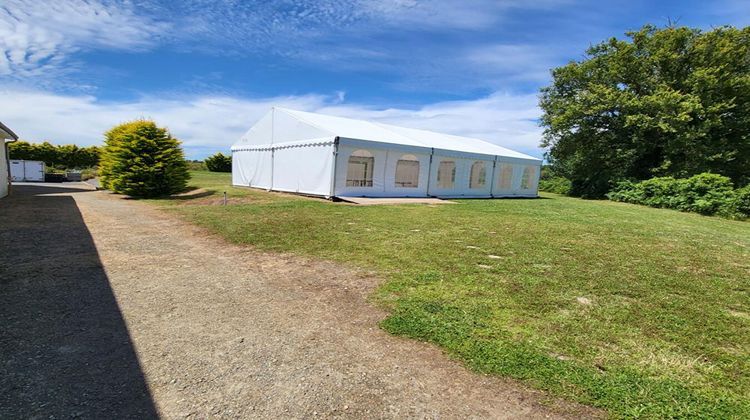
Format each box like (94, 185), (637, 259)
(1, 0), (747, 159)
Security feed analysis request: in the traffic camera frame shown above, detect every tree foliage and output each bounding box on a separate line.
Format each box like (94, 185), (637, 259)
(204, 152), (232, 172)
(540, 25), (750, 197)
(8, 140), (100, 169)
(607, 173), (748, 218)
(99, 120), (190, 197)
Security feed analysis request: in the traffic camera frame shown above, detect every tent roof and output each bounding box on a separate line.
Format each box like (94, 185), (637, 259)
(234, 107), (540, 162)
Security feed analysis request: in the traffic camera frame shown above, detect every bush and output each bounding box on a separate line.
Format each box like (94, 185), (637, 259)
(608, 173), (745, 218)
(538, 176), (572, 195)
(676, 173), (735, 215)
(734, 186), (750, 218)
(99, 120), (190, 197)
(204, 152), (232, 172)
(608, 177), (683, 208)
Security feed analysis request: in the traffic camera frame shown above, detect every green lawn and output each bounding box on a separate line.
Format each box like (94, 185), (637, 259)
(152, 171), (750, 418)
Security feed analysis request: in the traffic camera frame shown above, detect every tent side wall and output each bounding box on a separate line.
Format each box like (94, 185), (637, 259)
(323, 139), (543, 198)
(427, 151), (494, 198)
(270, 142), (335, 196)
(333, 139), (431, 197)
(232, 139), (336, 197)
(491, 158), (542, 197)
(232, 149), (273, 190)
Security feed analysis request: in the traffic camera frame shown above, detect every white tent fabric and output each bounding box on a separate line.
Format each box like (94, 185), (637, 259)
(231, 107), (541, 198)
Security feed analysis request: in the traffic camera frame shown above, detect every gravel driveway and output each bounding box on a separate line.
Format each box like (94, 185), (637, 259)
(0, 183), (598, 418)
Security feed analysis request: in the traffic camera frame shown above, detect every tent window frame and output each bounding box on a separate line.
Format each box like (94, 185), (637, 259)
(394, 154), (420, 188)
(520, 166), (535, 190)
(346, 149), (374, 188)
(498, 164), (514, 190)
(436, 160), (456, 189)
(469, 161), (487, 189)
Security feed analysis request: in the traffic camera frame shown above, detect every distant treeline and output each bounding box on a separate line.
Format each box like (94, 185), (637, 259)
(8, 141), (100, 169)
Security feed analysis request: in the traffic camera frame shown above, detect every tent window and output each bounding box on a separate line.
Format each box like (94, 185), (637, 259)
(346, 149), (374, 187)
(469, 161), (487, 189)
(436, 160), (456, 189)
(498, 164), (513, 190)
(395, 154), (420, 188)
(521, 166), (535, 189)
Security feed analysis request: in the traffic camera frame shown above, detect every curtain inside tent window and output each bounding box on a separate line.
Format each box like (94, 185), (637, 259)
(520, 166), (535, 189)
(499, 164), (514, 190)
(469, 161), (487, 189)
(437, 160), (456, 189)
(346, 150), (374, 187)
(395, 154), (419, 188)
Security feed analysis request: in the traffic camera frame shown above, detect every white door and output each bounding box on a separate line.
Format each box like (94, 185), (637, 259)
(10, 160), (24, 181)
(24, 161), (45, 181)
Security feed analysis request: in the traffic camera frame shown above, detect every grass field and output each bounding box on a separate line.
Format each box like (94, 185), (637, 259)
(151, 171), (750, 418)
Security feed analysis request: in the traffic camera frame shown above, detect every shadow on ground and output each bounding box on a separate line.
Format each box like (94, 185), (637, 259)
(0, 184), (157, 418)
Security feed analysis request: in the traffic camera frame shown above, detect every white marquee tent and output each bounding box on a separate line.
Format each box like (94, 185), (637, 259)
(231, 107), (541, 199)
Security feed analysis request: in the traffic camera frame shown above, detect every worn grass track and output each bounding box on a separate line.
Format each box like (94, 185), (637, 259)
(150, 171), (750, 418)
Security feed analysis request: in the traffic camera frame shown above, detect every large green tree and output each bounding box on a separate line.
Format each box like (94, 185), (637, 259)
(100, 120), (190, 197)
(540, 25), (750, 197)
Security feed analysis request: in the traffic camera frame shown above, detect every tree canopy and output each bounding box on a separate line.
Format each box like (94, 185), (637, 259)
(540, 25), (750, 197)
(99, 120), (190, 197)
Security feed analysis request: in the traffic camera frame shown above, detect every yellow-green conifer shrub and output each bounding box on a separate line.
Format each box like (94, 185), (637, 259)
(100, 120), (190, 197)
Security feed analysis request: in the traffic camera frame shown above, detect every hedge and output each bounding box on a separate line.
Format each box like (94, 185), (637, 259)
(539, 176), (572, 195)
(607, 173), (748, 219)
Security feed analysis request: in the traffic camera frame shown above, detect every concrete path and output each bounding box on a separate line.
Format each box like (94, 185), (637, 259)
(338, 196), (455, 205)
(0, 184), (598, 419)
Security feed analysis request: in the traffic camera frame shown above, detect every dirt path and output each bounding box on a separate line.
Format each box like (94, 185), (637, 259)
(1, 184), (598, 419)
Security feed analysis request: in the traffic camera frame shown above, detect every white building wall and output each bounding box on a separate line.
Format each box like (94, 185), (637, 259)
(0, 144), (8, 198)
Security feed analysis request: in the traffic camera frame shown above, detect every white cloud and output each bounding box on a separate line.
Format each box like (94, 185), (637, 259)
(0, 0), (167, 77)
(0, 89), (544, 159)
(0, 0), (572, 93)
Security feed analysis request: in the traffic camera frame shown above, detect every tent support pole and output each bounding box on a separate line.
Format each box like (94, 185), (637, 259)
(328, 137), (339, 199)
(425, 148), (434, 197)
(269, 148), (274, 192)
(489, 157), (498, 198)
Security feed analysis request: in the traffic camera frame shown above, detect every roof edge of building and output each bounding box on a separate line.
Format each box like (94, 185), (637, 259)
(0, 121), (18, 141)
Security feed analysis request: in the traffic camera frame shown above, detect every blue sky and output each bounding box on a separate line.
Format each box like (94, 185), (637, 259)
(1, 0), (747, 159)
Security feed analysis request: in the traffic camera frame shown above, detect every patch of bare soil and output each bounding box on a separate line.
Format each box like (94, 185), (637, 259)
(1, 184), (602, 419)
